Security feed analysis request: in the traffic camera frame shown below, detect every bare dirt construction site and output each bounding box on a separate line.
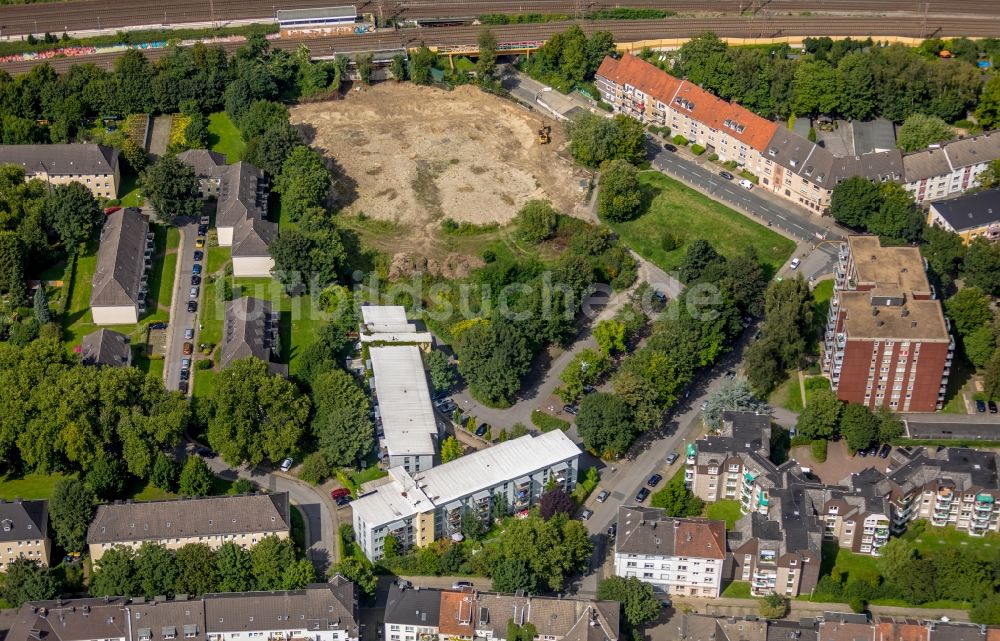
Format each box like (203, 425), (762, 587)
(290, 83), (591, 267)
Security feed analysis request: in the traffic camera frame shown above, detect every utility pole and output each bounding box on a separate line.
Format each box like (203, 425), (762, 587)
(209, 0), (216, 28)
(920, 1), (929, 39)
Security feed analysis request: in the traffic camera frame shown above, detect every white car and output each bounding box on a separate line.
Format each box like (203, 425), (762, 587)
(189, 286), (199, 298)
(184, 327), (194, 340)
(738, 179), (754, 190)
(280, 458), (294, 472)
(790, 257), (801, 270)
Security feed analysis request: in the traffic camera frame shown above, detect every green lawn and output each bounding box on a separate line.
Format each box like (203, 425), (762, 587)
(819, 541), (880, 583)
(131, 480), (178, 501)
(770, 373), (804, 413)
(206, 245), (230, 277)
(0, 472), (74, 499)
(208, 112), (245, 162)
(62, 242), (99, 348)
(705, 499), (743, 528)
(134, 352), (165, 379)
(607, 171), (796, 276)
(119, 172), (144, 207)
(291, 506), (307, 553)
(901, 524), (1000, 561)
(721, 581), (752, 598)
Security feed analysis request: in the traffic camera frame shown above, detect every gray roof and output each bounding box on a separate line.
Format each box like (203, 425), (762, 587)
(384, 583), (442, 628)
(615, 506), (726, 559)
(850, 118), (896, 155)
(277, 6), (357, 21)
(80, 329), (131, 368)
(204, 578), (358, 635)
(220, 297), (278, 370)
(764, 130), (902, 189)
(939, 132), (1000, 169)
(217, 162), (268, 229)
(176, 149), (227, 179)
(929, 188), (1000, 232)
(86, 492), (290, 545)
(0, 499), (48, 543)
(902, 147), (952, 182)
(0, 144), (118, 177)
(90, 208), (149, 308)
(231, 216), (277, 258)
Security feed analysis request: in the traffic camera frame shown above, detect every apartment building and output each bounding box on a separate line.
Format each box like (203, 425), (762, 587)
(4, 577), (359, 641)
(90, 207), (152, 325)
(823, 236), (954, 412)
(220, 297), (286, 377)
(903, 132), (1000, 203)
(927, 187), (1000, 244)
(613, 506), (727, 597)
(383, 582), (619, 641)
(369, 344), (438, 473)
(819, 479), (891, 556)
(86, 493), (291, 562)
(177, 149), (228, 198)
(0, 143), (120, 199)
(351, 431), (580, 561)
(0, 498), (51, 570)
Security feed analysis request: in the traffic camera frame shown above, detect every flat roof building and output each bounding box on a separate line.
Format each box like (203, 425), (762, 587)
(360, 305), (433, 347)
(369, 345), (438, 473)
(352, 431), (581, 561)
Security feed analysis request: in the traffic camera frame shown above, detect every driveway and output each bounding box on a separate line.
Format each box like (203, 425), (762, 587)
(790, 439), (892, 484)
(163, 216), (198, 393)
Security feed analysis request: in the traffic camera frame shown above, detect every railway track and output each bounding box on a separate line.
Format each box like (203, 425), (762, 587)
(0, 0), (998, 38)
(3, 14), (998, 75)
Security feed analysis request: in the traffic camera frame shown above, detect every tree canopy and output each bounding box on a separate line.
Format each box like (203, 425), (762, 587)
(566, 113), (646, 168)
(140, 155), (202, 225)
(597, 160), (642, 222)
(311, 368), (373, 466)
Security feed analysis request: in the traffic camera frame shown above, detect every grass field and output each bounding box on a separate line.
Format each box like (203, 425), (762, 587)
(721, 581), (752, 598)
(607, 171), (796, 276)
(705, 499), (743, 528)
(206, 245), (230, 277)
(0, 472), (74, 499)
(208, 112), (245, 162)
(901, 523), (1000, 560)
(770, 372), (804, 413)
(119, 172), (144, 208)
(819, 541), (880, 583)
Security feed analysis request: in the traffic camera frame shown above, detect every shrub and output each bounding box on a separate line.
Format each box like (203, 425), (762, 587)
(690, 144), (706, 155)
(232, 478), (256, 494)
(196, 359), (213, 370)
(810, 439), (828, 462)
(672, 135), (688, 146)
(739, 171), (759, 184)
(298, 452), (331, 485)
(571, 467), (600, 502)
(531, 410), (570, 433)
(660, 232), (679, 252)
(707, 153), (719, 162)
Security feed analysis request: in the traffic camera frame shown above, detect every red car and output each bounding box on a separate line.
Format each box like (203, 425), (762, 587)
(103, 206), (121, 215)
(331, 488), (351, 500)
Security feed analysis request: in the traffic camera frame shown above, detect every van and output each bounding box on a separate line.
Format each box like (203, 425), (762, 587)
(738, 179), (754, 190)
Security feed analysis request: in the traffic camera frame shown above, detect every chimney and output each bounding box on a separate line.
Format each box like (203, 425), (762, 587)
(911, 320), (917, 328)
(901, 309), (909, 317)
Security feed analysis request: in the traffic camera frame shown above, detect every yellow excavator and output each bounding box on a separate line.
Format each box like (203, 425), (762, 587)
(537, 125), (551, 145)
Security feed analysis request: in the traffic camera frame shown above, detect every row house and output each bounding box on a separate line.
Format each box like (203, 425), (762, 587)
(823, 236), (953, 412)
(903, 132), (1000, 203)
(383, 582), (619, 641)
(4, 578), (359, 641)
(613, 506), (727, 598)
(90, 207), (153, 325)
(351, 431), (581, 561)
(0, 143), (120, 199)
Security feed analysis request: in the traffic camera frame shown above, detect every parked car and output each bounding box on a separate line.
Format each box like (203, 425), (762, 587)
(191, 275), (201, 286)
(336, 495), (352, 507)
(790, 257), (801, 270)
(432, 391), (448, 402)
(149, 322), (167, 330)
(184, 327), (194, 340)
(475, 423), (489, 437)
(181, 358), (191, 371)
(580, 509), (594, 521)
(192, 264), (202, 275)
(178, 381), (189, 394)
(433, 396), (451, 407)
(738, 179), (754, 190)
(666, 452), (679, 465)
(452, 581), (473, 590)
(583, 385), (596, 394)
(563, 404), (579, 415)
(183, 342), (193, 355)
(635, 487), (650, 502)
(865, 445), (880, 457)
(331, 488), (351, 500)
(647, 473), (663, 487)
(279, 458), (294, 472)
(193, 250), (204, 261)
(197, 225), (208, 236)
(179, 369), (190, 381)
(596, 489), (610, 503)
(189, 286), (199, 299)
(663, 143), (677, 152)
(437, 401), (456, 414)
(700, 400), (709, 411)
(857, 447), (868, 457)
(719, 171), (734, 180)
(196, 447), (214, 458)
(976, 399), (987, 413)
(607, 523), (617, 537)
(990, 401), (998, 414)
(725, 369), (736, 379)
(187, 300), (198, 313)
(878, 444), (892, 459)
(200, 216), (210, 225)
(195, 238), (205, 249)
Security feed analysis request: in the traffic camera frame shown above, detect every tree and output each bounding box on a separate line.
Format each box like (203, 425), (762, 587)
(216, 542), (253, 592)
(492, 558), (535, 593)
(896, 113), (955, 152)
(597, 159), (642, 222)
(0, 231), (26, 303)
(971, 595), (1000, 625)
(759, 593), (788, 619)
(0, 558), (60, 607)
(135, 542), (179, 598)
(90, 546), (138, 597)
(594, 319), (627, 355)
(677, 33), (736, 99)
(461, 509), (484, 541)
(390, 53), (407, 81)
(876, 407), (903, 444)
(32, 283), (51, 324)
(870, 183), (922, 244)
(921, 224), (965, 281)
(484, 514), (591, 592)
(178, 455), (214, 496)
(45, 182), (100, 253)
(559, 348), (611, 403)
(334, 556), (377, 596)
(830, 176), (881, 229)
(985, 350), (1000, 402)
(792, 60), (839, 115)
(151, 452), (179, 492)
(945, 287), (993, 336)
(243, 124), (303, 176)
(515, 199), (558, 244)
(796, 388), (842, 440)
(835, 52), (876, 120)
(963, 238), (1000, 296)
(539, 488), (576, 520)
(85, 453), (126, 500)
(238, 99), (289, 140)
(282, 558), (317, 589)
(311, 368), (372, 466)
(185, 112), (209, 149)
(975, 75), (1000, 130)
(575, 392), (636, 458)
(174, 543), (219, 596)
(140, 155), (202, 225)
(233, 478), (256, 494)
(49, 478), (95, 552)
(650, 472), (703, 517)
(839, 403), (878, 452)
(566, 113), (646, 168)
(299, 451), (331, 485)
(275, 145), (330, 221)
(208, 357), (311, 467)
(678, 239), (723, 284)
(120, 137), (148, 172)
(356, 53), (374, 85)
(426, 349), (456, 393)
(457, 319), (532, 406)
(977, 158), (1000, 190)
(250, 535), (296, 590)
(440, 436), (464, 463)
(596, 576), (660, 628)
(409, 45), (436, 85)
(965, 325), (997, 368)
(476, 28), (498, 80)
(702, 378), (769, 429)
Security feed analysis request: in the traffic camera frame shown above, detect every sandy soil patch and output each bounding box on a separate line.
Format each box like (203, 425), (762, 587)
(290, 83), (590, 255)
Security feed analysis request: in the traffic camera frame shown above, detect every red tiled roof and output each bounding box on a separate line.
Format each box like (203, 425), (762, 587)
(596, 53), (778, 153)
(674, 519), (726, 560)
(876, 621), (929, 641)
(438, 592), (475, 637)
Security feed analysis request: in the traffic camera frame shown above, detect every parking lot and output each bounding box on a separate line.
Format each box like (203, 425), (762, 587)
(789, 439), (892, 484)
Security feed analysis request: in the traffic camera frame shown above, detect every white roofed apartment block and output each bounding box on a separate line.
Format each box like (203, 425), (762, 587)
(352, 431), (581, 561)
(360, 305), (432, 347)
(369, 345), (438, 474)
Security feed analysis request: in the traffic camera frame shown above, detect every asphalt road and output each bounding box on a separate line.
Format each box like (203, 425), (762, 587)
(163, 216), (198, 393)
